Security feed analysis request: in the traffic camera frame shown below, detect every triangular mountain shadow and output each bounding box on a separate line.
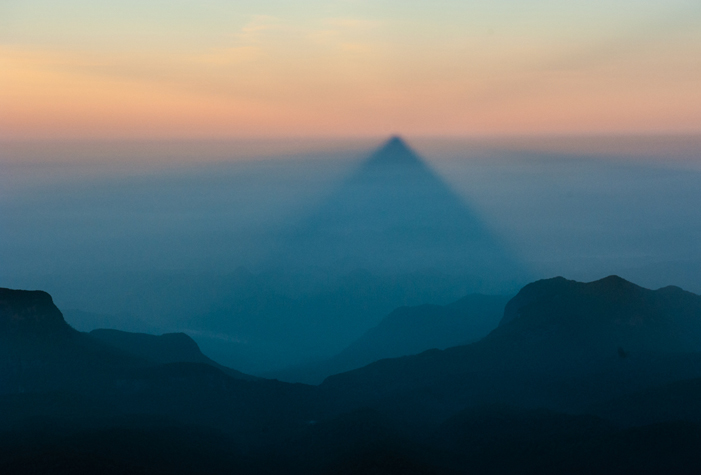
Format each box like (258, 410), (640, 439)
(271, 136), (528, 290)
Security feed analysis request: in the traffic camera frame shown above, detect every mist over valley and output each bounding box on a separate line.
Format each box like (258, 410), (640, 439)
(2, 136), (701, 473)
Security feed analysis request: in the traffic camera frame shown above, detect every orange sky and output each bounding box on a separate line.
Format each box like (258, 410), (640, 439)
(2, 1), (701, 139)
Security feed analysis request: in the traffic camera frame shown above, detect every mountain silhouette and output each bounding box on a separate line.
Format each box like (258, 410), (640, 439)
(321, 276), (701, 419)
(89, 329), (257, 380)
(0, 288), (144, 394)
(190, 136), (528, 372)
(267, 293), (509, 384)
(276, 136), (527, 289)
(6, 280), (701, 473)
(0, 287), (257, 393)
(0, 288), (75, 336)
(494, 275), (701, 359)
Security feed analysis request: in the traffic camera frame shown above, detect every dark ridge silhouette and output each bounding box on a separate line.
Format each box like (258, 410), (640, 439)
(340, 293), (509, 361)
(267, 293), (509, 384)
(495, 275), (701, 356)
(0, 286), (319, 450)
(89, 329), (258, 380)
(63, 308), (153, 334)
(0, 288), (75, 336)
(320, 275), (701, 421)
(275, 137), (527, 289)
(177, 266), (502, 374)
(89, 329), (211, 365)
(6, 279), (701, 473)
(155, 137), (528, 372)
(0, 288), (144, 394)
(0, 287), (258, 394)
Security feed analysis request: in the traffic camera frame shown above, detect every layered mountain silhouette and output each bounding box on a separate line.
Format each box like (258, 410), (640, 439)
(0, 288), (138, 394)
(321, 275), (701, 419)
(495, 275), (701, 357)
(5, 278), (701, 473)
(268, 293), (510, 384)
(0, 288), (255, 394)
(116, 137), (528, 373)
(0, 286), (318, 454)
(89, 329), (257, 380)
(276, 136), (526, 289)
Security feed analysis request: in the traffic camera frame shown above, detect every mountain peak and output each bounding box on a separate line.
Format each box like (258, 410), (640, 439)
(0, 288), (74, 336)
(366, 136), (423, 168)
(498, 275), (701, 337)
(277, 133), (527, 283)
(589, 275), (640, 291)
(385, 135), (409, 150)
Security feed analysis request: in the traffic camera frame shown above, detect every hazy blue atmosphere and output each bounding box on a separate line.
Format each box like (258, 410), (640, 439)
(2, 137), (700, 373)
(4, 1), (701, 472)
(4, 137), (701, 474)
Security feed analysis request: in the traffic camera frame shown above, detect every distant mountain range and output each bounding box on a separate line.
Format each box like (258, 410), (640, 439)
(268, 293), (510, 384)
(4, 276), (701, 473)
(188, 267), (493, 373)
(20, 137), (530, 376)
(183, 136), (528, 372)
(320, 275), (701, 421)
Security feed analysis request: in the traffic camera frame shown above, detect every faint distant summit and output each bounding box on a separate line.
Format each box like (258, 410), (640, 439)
(371, 136), (414, 159)
(274, 136), (528, 290)
(365, 136), (425, 170)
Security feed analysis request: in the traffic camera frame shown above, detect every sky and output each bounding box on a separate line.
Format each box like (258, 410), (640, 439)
(1, 0), (701, 139)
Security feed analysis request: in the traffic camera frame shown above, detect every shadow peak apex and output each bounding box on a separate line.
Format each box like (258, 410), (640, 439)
(366, 135), (424, 168)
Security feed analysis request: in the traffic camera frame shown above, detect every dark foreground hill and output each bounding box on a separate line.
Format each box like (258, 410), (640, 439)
(3, 278), (701, 473)
(319, 275), (701, 420)
(0, 288), (314, 447)
(0, 288), (141, 394)
(89, 329), (257, 380)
